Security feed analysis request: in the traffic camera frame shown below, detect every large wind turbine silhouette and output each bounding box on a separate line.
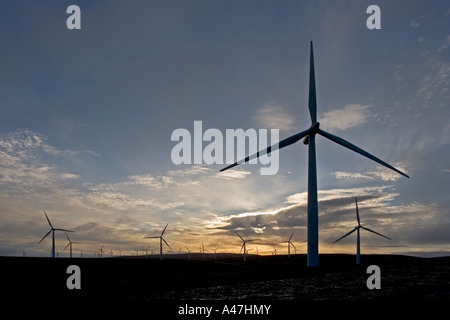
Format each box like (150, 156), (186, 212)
(333, 197), (390, 264)
(220, 42), (409, 267)
(144, 223), (171, 260)
(38, 211), (74, 258)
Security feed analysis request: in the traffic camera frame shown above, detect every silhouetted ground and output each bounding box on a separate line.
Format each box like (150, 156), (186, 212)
(1, 254), (449, 314)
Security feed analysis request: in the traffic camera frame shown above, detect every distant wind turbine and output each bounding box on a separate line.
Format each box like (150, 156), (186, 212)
(96, 245), (105, 258)
(63, 233), (82, 258)
(144, 223), (171, 260)
(38, 211), (74, 258)
(280, 232), (298, 259)
(185, 246), (191, 260)
(333, 197), (391, 264)
(272, 245), (277, 255)
(199, 243), (207, 260)
(220, 41), (409, 267)
(236, 232), (258, 262)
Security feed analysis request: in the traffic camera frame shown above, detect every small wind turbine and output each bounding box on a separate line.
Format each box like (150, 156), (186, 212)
(144, 223), (171, 260)
(144, 246), (150, 258)
(236, 232), (258, 262)
(333, 197), (391, 264)
(272, 245), (277, 255)
(199, 243), (208, 260)
(220, 42), (409, 267)
(280, 232), (297, 259)
(185, 246), (191, 260)
(38, 211), (74, 258)
(63, 233), (82, 258)
(96, 245), (105, 258)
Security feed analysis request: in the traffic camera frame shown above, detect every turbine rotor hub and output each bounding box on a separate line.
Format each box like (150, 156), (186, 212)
(303, 122), (320, 144)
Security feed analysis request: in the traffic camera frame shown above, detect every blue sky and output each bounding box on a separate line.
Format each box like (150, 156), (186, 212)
(0, 0), (449, 257)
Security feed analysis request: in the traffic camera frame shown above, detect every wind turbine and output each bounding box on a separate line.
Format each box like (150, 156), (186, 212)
(144, 223), (171, 260)
(236, 232), (258, 262)
(96, 245), (105, 258)
(199, 243), (206, 260)
(185, 246), (191, 260)
(220, 41), (409, 267)
(63, 233), (82, 258)
(333, 197), (390, 264)
(38, 211), (74, 258)
(280, 232), (297, 259)
(272, 245), (277, 255)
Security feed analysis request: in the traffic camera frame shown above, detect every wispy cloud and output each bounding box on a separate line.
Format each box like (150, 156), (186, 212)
(252, 103), (295, 131)
(320, 104), (371, 132)
(410, 20), (421, 28)
(217, 169), (251, 180)
(333, 164), (408, 182)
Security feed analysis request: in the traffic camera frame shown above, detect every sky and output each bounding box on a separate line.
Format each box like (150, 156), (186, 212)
(0, 0), (449, 258)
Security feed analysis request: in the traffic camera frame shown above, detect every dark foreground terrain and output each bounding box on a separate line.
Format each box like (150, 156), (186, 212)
(1, 254), (449, 313)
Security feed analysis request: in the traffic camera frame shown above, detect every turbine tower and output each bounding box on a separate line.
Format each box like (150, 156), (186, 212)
(333, 197), (390, 264)
(144, 223), (171, 260)
(38, 211), (74, 258)
(236, 232), (258, 262)
(220, 42), (409, 267)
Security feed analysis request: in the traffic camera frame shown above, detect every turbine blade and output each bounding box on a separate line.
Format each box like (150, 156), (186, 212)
(55, 228), (74, 233)
(64, 243), (70, 251)
(289, 232), (294, 241)
(360, 226), (391, 240)
(144, 236), (160, 239)
(43, 211), (53, 229)
(38, 230), (52, 244)
(333, 227), (358, 244)
(65, 232), (71, 242)
(355, 197), (361, 226)
(240, 243), (244, 253)
(290, 242), (297, 250)
(162, 237), (171, 250)
(235, 232), (244, 241)
(220, 128), (311, 172)
(309, 41), (317, 124)
(161, 223), (169, 236)
(318, 129), (409, 178)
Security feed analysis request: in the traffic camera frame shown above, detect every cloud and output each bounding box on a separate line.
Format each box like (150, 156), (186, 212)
(217, 169), (251, 180)
(320, 104), (371, 132)
(416, 57), (450, 107)
(252, 103), (295, 131)
(410, 20), (420, 28)
(60, 173), (79, 179)
(437, 34), (450, 53)
(333, 164), (408, 182)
